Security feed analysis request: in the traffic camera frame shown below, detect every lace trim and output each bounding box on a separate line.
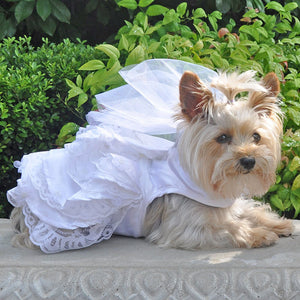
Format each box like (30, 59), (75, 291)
(23, 205), (115, 254)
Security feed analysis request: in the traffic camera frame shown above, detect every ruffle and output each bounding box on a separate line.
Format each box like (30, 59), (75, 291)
(8, 125), (172, 228)
(7, 124), (174, 253)
(23, 205), (115, 253)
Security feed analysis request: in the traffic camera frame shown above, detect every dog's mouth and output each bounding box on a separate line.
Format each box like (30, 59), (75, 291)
(235, 164), (254, 175)
(242, 170), (251, 174)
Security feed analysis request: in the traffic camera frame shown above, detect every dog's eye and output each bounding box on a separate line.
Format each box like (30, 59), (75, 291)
(216, 134), (232, 144)
(253, 132), (261, 143)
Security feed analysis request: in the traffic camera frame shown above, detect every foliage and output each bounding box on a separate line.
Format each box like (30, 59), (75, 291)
(0, 0), (130, 45)
(262, 130), (300, 218)
(0, 0), (299, 46)
(59, 1), (300, 218)
(0, 36), (98, 217)
(0, 0), (70, 39)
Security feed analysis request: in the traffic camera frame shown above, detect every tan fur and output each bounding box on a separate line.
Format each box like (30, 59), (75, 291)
(143, 69), (293, 249)
(144, 196), (293, 249)
(11, 69), (294, 251)
(10, 208), (36, 249)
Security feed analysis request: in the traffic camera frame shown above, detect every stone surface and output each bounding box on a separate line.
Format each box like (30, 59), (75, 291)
(1, 218), (300, 299)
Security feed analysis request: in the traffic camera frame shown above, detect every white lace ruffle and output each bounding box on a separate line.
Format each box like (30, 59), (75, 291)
(7, 124), (173, 253)
(23, 205), (115, 253)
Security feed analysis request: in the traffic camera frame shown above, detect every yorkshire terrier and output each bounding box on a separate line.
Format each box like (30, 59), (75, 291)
(10, 69), (294, 251)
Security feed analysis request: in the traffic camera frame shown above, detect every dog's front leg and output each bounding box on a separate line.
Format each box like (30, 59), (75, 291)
(143, 194), (250, 249)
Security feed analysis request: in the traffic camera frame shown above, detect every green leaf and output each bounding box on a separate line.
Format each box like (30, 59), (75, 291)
(285, 90), (299, 99)
(193, 8), (206, 18)
(277, 186), (290, 201)
(118, 0), (138, 10)
(288, 108), (300, 126)
(147, 41), (160, 53)
(95, 44), (120, 60)
(276, 21), (292, 33)
(15, 0), (35, 23)
(79, 60), (105, 71)
(292, 174), (300, 191)
(146, 5), (168, 16)
(125, 45), (145, 66)
(129, 24), (144, 36)
(58, 122), (79, 136)
(176, 2), (187, 17)
(86, 0), (98, 13)
(83, 73), (94, 92)
(268, 184), (279, 193)
(266, 1), (284, 12)
(36, 0), (51, 21)
(135, 11), (148, 31)
(270, 194), (284, 211)
(145, 24), (161, 34)
(208, 11), (222, 32)
(76, 75), (82, 88)
(240, 24), (260, 41)
(210, 51), (229, 69)
(56, 122), (80, 147)
(65, 78), (76, 89)
(282, 170), (295, 184)
(38, 16), (57, 36)
(90, 61), (122, 89)
(118, 34), (129, 51)
(290, 156), (300, 172)
(139, 0), (154, 7)
(77, 93), (88, 107)
(290, 189), (300, 217)
(163, 9), (177, 25)
(49, 0), (71, 23)
(67, 86), (84, 100)
(284, 2), (298, 12)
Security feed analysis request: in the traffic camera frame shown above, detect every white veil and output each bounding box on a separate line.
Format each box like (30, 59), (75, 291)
(87, 59), (221, 140)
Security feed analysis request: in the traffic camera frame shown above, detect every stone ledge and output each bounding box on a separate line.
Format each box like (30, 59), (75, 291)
(1, 218), (300, 299)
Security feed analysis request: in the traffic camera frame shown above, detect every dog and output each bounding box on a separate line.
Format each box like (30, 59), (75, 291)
(10, 67), (294, 251)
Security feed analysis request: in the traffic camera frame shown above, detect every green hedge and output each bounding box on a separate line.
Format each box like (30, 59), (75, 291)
(0, 37), (100, 217)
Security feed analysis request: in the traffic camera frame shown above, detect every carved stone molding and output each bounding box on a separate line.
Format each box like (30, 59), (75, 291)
(1, 267), (300, 299)
(1, 219), (300, 299)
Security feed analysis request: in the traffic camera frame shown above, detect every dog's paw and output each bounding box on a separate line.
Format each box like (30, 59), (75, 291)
(250, 228), (279, 248)
(272, 218), (294, 237)
(235, 227), (279, 248)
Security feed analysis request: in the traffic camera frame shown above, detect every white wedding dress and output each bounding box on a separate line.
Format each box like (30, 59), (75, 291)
(7, 59), (233, 253)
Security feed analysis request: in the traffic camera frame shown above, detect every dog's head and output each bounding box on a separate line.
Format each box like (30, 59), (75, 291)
(176, 70), (282, 200)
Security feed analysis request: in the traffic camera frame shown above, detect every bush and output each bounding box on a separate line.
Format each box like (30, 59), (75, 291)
(62, 0), (300, 218)
(0, 0), (299, 46)
(0, 0), (130, 45)
(0, 36), (99, 217)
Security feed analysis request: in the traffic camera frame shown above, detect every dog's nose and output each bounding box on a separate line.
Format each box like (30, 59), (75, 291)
(240, 157), (255, 171)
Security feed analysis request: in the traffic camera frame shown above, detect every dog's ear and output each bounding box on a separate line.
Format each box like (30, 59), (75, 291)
(179, 71), (213, 121)
(248, 72), (280, 117)
(263, 72), (280, 96)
